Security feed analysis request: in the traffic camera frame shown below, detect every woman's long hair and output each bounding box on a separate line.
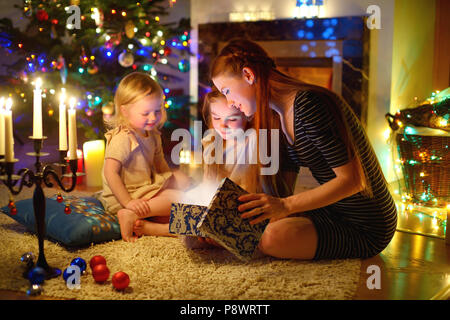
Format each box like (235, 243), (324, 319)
(210, 38), (382, 198)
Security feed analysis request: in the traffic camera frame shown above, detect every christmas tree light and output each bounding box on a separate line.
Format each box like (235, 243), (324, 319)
(0, 0), (191, 139)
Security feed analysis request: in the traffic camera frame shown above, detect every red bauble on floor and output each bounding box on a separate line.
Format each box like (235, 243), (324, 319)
(112, 271), (130, 291)
(89, 255), (107, 270)
(92, 264), (110, 283)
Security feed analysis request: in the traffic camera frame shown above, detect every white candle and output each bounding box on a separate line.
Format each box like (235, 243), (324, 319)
(83, 140), (105, 187)
(0, 97), (5, 156)
(68, 97), (78, 160)
(33, 78), (43, 138)
(59, 89), (67, 150)
(4, 98), (14, 162)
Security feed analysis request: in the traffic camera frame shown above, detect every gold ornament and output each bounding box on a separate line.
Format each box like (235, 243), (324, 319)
(101, 102), (114, 115)
(124, 20), (135, 39)
(87, 63), (99, 74)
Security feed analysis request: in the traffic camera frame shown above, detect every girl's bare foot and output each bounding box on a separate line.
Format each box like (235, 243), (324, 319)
(117, 209), (139, 242)
(133, 219), (171, 237)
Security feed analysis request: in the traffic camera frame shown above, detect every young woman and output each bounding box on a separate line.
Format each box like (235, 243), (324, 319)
(210, 39), (397, 260)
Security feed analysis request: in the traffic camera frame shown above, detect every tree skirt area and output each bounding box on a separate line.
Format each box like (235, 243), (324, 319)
(0, 186), (361, 300)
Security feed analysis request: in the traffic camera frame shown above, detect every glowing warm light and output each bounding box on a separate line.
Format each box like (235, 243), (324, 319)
(383, 128), (391, 141)
(179, 150), (191, 164)
(35, 78), (42, 91)
(182, 181), (219, 207)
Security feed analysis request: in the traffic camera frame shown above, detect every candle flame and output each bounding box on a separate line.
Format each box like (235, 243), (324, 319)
(5, 97), (12, 111)
(0, 97), (4, 110)
(69, 97), (77, 109)
(60, 89), (66, 104)
(35, 78), (42, 90)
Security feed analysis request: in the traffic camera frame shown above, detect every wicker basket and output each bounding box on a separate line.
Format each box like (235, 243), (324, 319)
(396, 133), (450, 207)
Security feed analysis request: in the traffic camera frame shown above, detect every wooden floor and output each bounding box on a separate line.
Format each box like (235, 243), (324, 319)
(1, 155), (449, 300)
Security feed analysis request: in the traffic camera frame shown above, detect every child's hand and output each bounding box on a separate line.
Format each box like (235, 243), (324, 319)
(125, 199), (151, 217)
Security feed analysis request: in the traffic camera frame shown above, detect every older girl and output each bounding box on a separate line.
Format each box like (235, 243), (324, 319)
(210, 39), (397, 260)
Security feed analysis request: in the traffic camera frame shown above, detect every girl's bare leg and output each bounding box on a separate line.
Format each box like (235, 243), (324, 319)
(133, 220), (173, 237)
(143, 189), (183, 218)
(258, 217), (318, 260)
(132, 189), (183, 237)
(117, 208), (139, 242)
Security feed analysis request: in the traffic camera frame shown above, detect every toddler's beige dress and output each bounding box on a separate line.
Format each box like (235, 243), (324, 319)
(98, 126), (173, 214)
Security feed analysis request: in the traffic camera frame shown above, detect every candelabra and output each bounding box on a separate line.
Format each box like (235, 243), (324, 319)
(0, 136), (83, 280)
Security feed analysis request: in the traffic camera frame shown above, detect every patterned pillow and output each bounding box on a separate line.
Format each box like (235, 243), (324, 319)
(0, 194), (121, 247)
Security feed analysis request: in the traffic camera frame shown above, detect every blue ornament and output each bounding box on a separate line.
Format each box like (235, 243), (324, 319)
(20, 252), (35, 265)
(28, 266), (45, 285)
(26, 284), (43, 296)
(70, 257), (87, 273)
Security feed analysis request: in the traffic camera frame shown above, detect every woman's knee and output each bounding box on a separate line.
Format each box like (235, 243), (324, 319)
(258, 218), (317, 258)
(259, 219), (301, 253)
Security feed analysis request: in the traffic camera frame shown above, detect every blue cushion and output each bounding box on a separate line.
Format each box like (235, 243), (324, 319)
(0, 194), (121, 247)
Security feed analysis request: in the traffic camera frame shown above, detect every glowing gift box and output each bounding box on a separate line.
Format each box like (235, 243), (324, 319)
(169, 178), (269, 261)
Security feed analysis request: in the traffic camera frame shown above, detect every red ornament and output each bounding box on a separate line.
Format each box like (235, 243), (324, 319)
(8, 200), (14, 208)
(56, 194), (63, 203)
(112, 271), (130, 291)
(90, 255), (107, 270)
(36, 10), (49, 22)
(92, 264), (110, 283)
(163, 47), (172, 56)
(64, 205), (71, 214)
(10, 206), (17, 216)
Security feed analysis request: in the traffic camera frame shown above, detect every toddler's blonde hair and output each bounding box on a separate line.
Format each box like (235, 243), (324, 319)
(105, 72), (167, 131)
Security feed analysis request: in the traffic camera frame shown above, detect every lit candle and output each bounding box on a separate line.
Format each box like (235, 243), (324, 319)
(4, 98), (14, 162)
(0, 97), (5, 156)
(68, 97), (78, 160)
(83, 140), (105, 187)
(59, 89), (67, 150)
(33, 78), (43, 138)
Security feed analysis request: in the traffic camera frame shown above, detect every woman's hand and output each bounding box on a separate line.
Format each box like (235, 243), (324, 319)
(125, 199), (151, 217)
(238, 193), (290, 225)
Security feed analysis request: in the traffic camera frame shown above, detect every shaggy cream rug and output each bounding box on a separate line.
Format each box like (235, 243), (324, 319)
(0, 186), (361, 300)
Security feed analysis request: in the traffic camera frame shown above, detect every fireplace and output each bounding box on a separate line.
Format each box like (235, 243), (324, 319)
(198, 17), (369, 126)
(218, 39), (343, 94)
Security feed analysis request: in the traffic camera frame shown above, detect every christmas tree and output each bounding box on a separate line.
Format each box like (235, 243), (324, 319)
(0, 0), (191, 141)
